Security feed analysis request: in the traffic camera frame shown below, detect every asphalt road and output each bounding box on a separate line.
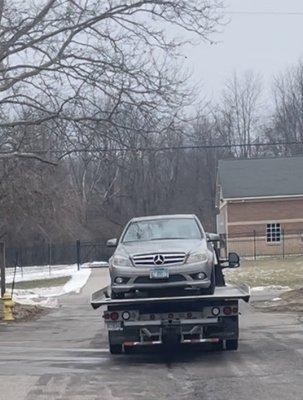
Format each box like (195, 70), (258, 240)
(1, 269), (303, 400)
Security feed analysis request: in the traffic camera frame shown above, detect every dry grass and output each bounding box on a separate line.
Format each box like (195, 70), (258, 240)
(7, 276), (70, 290)
(254, 288), (303, 313)
(225, 256), (303, 288)
(13, 303), (49, 321)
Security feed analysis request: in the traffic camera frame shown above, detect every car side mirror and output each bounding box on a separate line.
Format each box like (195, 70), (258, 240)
(106, 238), (118, 248)
(228, 252), (240, 268)
(207, 233), (220, 242)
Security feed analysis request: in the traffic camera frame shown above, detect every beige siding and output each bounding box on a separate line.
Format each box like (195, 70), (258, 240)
(224, 198), (303, 257)
(217, 203), (227, 235)
(228, 198), (303, 224)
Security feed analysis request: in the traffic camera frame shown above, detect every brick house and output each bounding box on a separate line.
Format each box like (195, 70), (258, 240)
(216, 156), (303, 257)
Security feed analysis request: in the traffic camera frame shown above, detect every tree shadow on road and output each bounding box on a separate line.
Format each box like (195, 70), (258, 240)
(112, 343), (229, 367)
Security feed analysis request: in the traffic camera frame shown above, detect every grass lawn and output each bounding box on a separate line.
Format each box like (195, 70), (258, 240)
(225, 256), (303, 288)
(7, 276), (71, 290)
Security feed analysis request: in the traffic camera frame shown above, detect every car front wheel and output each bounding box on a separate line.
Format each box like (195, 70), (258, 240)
(201, 269), (215, 295)
(111, 291), (125, 299)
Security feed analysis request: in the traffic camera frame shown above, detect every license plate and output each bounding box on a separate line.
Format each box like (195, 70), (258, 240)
(107, 322), (122, 331)
(150, 268), (169, 279)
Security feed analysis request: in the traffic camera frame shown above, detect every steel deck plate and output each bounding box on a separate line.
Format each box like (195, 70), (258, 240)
(91, 284), (250, 309)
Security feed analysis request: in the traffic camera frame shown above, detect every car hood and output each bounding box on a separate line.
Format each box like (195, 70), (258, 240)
(116, 239), (207, 257)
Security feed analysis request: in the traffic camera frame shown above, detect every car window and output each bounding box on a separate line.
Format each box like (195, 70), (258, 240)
(122, 218), (203, 242)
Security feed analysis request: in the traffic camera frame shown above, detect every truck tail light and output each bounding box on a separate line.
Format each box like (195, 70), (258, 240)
(211, 307), (220, 316)
(223, 307), (232, 316)
(104, 313), (110, 320)
(110, 312), (119, 321)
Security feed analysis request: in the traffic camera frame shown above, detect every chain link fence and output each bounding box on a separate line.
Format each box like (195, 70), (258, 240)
(5, 241), (113, 268)
(6, 231), (303, 267)
(220, 229), (303, 259)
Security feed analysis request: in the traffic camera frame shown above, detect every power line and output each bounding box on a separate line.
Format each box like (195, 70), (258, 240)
(0, 142), (303, 159)
(18, 141), (302, 157)
(228, 11), (303, 16)
(2, 141), (303, 161)
(62, 141), (303, 153)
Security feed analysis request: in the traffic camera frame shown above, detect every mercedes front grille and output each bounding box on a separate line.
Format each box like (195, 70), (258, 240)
(132, 253), (186, 267)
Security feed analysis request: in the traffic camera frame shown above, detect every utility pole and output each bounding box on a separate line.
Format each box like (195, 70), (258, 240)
(0, 242), (6, 297)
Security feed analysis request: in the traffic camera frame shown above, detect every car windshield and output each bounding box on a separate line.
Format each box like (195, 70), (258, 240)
(122, 218), (203, 243)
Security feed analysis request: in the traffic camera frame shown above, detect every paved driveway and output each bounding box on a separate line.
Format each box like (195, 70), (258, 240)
(0, 269), (303, 400)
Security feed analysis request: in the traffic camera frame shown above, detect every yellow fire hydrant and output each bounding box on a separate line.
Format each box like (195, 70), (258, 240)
(2, 293), (14, 321)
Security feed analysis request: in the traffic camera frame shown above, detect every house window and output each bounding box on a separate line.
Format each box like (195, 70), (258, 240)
(266, 223), (281, 243)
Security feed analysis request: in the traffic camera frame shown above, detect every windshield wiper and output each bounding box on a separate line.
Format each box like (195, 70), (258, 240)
(150, 237), (189, 240)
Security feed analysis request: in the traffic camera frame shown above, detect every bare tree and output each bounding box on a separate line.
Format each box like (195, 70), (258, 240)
(218, 71), (263, 157)
(0, 0), (223, 162)
(269, 61), (303, 155)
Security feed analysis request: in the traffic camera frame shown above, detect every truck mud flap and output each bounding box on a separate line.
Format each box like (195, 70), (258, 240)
(162, 324), (182, 346)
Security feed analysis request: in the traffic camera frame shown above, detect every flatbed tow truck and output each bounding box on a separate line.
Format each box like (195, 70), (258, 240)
(91, 281), (250, 354)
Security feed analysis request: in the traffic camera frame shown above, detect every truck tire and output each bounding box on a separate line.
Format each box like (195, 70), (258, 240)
(124, 346), (134, 354)
(212, 339), (223, 351)
(225, 339), (238, 351)
(108, 332), (123, 354)
(109, 344), (123, 354)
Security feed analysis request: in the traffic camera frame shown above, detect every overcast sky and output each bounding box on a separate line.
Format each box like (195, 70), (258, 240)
(183, 0), (303, 101)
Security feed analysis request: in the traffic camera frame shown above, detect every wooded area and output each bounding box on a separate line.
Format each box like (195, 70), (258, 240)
(0, 1), (302, 247)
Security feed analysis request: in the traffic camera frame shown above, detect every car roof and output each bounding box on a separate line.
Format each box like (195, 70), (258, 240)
(130, 214), (198, 222)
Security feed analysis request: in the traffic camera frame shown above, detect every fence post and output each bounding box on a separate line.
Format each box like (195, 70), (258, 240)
(48, 242), (52, 275)
(282, 229), (285, 259)
(0, 242), (6, 297)
(253, 230), (256, 260)
(76, 240), (81, 271)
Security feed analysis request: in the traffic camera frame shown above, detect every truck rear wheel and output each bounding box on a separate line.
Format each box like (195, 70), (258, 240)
(109, 344), (123, 354)
(225, 339), (238, 351)
(108, 331), (123, 354)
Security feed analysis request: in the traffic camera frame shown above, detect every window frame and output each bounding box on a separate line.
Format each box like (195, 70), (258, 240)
(266, 222), (281, 244)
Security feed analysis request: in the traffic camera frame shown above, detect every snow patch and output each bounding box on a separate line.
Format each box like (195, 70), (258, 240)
(251, 285), (290, 292)
(6, 264), (79, 284)
(11, 265), (91, 307)
(62, 269), (91, 294)
(84, 261), (109, 268)
(16, 296), (60, 309)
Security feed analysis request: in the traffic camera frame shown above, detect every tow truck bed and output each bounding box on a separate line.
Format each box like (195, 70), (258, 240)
(91, 284), (250, 354)
(91, 284), (250, 309)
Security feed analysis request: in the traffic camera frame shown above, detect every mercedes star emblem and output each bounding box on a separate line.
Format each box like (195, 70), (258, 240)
(154, 254), (165, 266)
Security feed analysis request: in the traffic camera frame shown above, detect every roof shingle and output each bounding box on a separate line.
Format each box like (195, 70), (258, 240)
(218, 156), (303, 199)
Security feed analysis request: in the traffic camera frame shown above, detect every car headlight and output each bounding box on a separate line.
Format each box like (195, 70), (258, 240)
(112, 255), (131, 267)
(187, 252), (208, 264)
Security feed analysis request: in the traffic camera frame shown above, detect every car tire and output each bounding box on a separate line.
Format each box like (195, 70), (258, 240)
(111, 291), (125, 299)
(201, 269), (215, 295)
(225, 339), (238, 351)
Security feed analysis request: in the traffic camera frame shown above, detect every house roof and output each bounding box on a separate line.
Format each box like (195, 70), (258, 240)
(218, 156), (303, 199)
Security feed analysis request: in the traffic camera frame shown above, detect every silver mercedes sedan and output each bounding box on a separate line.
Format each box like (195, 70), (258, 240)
(107, 214), (218, 298)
